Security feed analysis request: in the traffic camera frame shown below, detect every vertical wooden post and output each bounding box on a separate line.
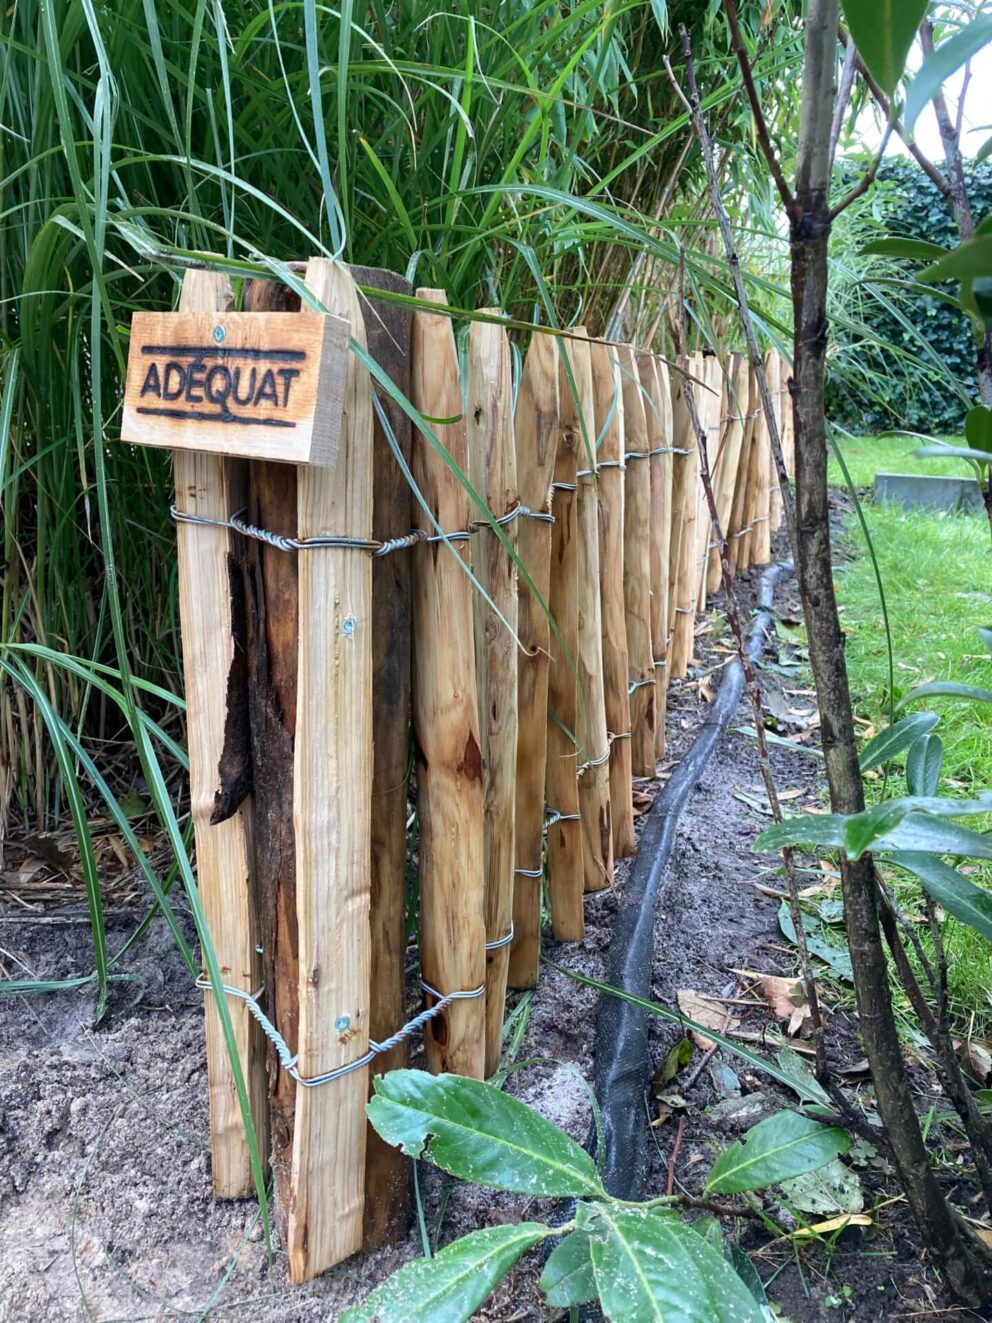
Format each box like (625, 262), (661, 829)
(286, 259), (374, 1283)
(468, 313), (518, 1079)
(545, 338), (585, 939)
(779, 350), (796, 479)
(752, 392), (773, 566)
(765, 351), (784, 535)
(350, 267), (414, 1250)
(509, 333), (559, 990)
(728, 366), (760, 576)
(569, 330), (613, 894)
(174, 270), (268, 1200)
(619, 345), (656, 779)
(668, 367), (699, 680)
(707, 354), (749, 594)
(241, 277), (301, 1230)
(695, 355), (722, 611)
(410, 290), (487, 1076)
(591, 342), (635, 859)
(739, 375), (765, 572)
(640, 355), (673, 761)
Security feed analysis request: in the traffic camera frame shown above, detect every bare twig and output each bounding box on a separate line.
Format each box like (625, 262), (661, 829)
(829, 118), (896, 220)
(721, 0), (796, 216)
(666, 1115), (686, 1196)
(829, 40), (858, 162)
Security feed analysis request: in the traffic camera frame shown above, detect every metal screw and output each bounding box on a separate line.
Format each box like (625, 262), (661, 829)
(341, 617), (356, 636)
(335, 1015), (351, 1032)
(213, 325), (226, 343)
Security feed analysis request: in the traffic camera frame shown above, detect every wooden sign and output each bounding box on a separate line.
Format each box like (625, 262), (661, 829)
(121, 310), (349, 465)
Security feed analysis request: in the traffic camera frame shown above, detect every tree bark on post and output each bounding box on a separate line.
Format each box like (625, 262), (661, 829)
(786, 1), (992, 1302)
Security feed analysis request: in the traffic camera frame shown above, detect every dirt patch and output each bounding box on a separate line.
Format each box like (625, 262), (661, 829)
(0, 546), (969, 1321)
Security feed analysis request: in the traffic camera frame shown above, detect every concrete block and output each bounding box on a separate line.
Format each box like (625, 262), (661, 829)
(874, 471), (983, 515)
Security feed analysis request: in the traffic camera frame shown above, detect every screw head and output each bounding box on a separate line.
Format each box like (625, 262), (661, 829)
(335, 1015), (351, 1032)
(213, 325), (226, 343)
(341, 617), (356, 637)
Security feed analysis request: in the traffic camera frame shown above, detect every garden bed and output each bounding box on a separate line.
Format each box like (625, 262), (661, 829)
(0, 538), (957, 1322)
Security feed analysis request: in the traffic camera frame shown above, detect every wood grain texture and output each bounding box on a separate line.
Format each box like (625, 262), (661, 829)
(668, 367), (699, 681)
(467, 314), (518, 1078)
(287, 260), (373, 1282)
(752, 379), (773, 566)
(509, 333), (559, 989)
(728, 366), (760, 576)
(640, 355), (673, 762)
(410, 290), (487, 1077)
(241, 277), (301, 1233)
(545, 338), (585, 939)
(695, 355), (722, 612)
(764, 351), (784, 534)
(619, 345), (656, 778)
(350, 265), (413, 1250)
(707, 355), (749, 594)
(568, 331), (613, 895)
(123, 310), (348, 465)
(591, 343), (634, 859)
(174, 270), (268, 1201)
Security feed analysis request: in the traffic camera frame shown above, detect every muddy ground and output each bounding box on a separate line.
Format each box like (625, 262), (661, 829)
(0, 538), (974, 1322)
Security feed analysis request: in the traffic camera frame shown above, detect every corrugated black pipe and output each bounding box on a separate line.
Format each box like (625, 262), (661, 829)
(593, 560), (793, 1198)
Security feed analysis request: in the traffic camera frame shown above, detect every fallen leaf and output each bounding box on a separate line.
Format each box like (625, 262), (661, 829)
(677, 990), (739, 1050)
(780, 1158), (864, 1215)
(955, 1039), (992, 1086)
(791, 1213), (872, 1239)
(652, 1037), (693, 1096)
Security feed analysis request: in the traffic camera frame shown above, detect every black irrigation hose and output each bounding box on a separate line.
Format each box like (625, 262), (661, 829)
(593, 559), (794, 1199)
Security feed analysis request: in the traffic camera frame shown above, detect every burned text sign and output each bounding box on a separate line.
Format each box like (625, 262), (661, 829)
(122, 310), (349, 465)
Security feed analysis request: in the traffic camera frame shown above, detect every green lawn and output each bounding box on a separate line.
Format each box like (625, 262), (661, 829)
(828, 433), (968, 488)
(828, 436), (992, 1028)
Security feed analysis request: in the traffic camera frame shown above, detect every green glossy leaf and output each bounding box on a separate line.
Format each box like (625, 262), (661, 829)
(913, 444), (991, 465)
(889, 852), (992, 942)
(753, 814), (846, 853)
(906, 18), (992, 130)
(860, 237), (949, 262)
(874, 813), (992, 861)
(727, 1242), (773, 1314)
(906, 732), (943, 797)
(586, 1207), (765, 1323)
(858, 712), (939, 773)
(966, 406), (992, 455)
(842, 0), (927, 94)
(706, 1111), (850, 1196)
(843, 800), (913, 860)
(341, 1222), (547, 1323)
(921, 238), (992, 285)
(901, 680), (992, 707)
(367, 1070), (604, 1197)
(539, 1230), (597, 1308)
(978, 134), (992, 165)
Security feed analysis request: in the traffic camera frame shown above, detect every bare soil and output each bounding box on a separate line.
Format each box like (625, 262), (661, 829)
(0, 539), (978, 1321)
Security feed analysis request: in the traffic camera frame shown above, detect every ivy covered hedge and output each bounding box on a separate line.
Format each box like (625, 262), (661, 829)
(827, 157), (992, 435)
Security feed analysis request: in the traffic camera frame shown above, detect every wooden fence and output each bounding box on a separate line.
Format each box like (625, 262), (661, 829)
(157, 262), (793, 1282)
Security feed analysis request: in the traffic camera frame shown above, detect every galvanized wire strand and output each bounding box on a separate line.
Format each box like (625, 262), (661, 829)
(171, 502), (553, 554)
(577, 747), (611, 776)
(194, 971), (486, 1089)
(485, 924), (515, 952)
(628, 677), (654, 693)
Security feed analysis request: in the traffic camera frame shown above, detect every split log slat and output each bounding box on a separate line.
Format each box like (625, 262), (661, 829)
(619, 344), (656, 779)
(545, 338), (585, 939)
(640, 355), (673, 761)
(350, 266), (414, 1250)
(410, 289), (487, 1076)
(287, 258), (374, 1282)
(174, 269), (268, 1201)
(668, 366), (699, 680)
(509, 332), (559, 989)
(707, 354), (749, 594)
(468, 313), (518, 1078)
(569, 330), (613, 894)
(591, 342), (635, 859)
